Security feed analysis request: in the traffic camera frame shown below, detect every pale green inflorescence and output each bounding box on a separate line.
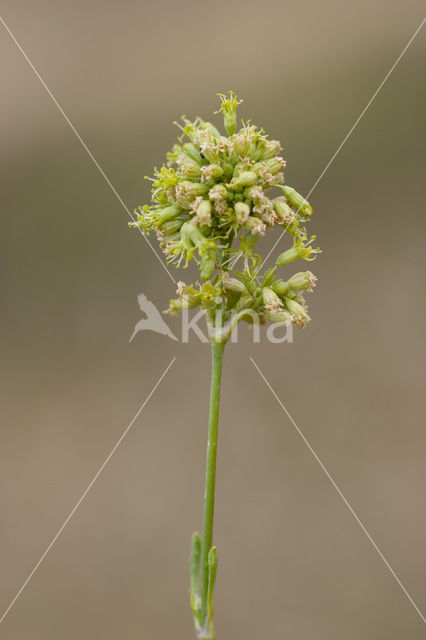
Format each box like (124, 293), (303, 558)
(131, 92), (320, 340)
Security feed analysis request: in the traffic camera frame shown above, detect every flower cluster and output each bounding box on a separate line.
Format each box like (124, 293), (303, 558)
(132, 92), (320, 339)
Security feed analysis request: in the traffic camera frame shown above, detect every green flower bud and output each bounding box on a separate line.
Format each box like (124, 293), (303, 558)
(183, 143), (203, 164)
(272, 197), (294, 223)
(245, 185), (264, 202)
(193, 129), (221, 164)
(175, 181), (209, 208)
(204, 122), (221, 138)
(156, 204), (183, 225)
(244, 216), (266, 236)
(208, 184), (228, 215)
(229, 171), (258, 190)
(200, 249), (217, 280)
(285, 297), (310, 327)
(286, 288), (298, 300)
(259, 139), (282, 160)
(262, 287), (283, 313)
(222, 162), (234, 180)
(287, 271), (317, 291)
(179, 222), (193, 252)
(180, 221), (215, 257)
(201, 148), (221, 165)
(265, 157), (286, 175)
(184, 181), (209, 197)
(238, 269), (257, 295)
(272, 279), (290, 296)
(267, 310), (293, 325)
(193, 199), (212, 227)
(279, 185), (312, 216)
(209, 184), (228, 200)
(201, 164), (224, 181)
(222, 273), (247, 292)
(216, 91), (242, 136)
(231, 163), (244, 179)
(177, 155), (202, 179)
(209, 184), (227, 200)
(234, 201), (250, 224)
(275, 237), (317, 266)
(232, 132), (251, 157)
(261, 267), (277, 287)
(159, 218), (185, 235)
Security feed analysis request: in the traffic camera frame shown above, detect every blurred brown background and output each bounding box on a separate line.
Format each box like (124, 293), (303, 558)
(1, 1), (425, 638)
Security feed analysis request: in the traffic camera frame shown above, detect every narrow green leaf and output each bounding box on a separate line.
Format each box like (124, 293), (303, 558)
(190, 532), (202, 594)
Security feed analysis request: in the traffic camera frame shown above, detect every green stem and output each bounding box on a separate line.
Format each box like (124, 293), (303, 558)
(199, 338), (225, 629)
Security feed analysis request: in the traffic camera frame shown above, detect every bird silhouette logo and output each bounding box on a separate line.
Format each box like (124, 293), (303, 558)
(129, 294), (178, 342)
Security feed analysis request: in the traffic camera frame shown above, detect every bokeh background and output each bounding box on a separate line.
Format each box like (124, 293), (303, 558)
(1, 2), (425, 638)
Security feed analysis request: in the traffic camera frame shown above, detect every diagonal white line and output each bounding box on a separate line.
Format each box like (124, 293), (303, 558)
(250, 356), (426, 623)
(0, 15), (176, 284)
(0, 356), (176, 626)
(261, 17), (426, 271)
